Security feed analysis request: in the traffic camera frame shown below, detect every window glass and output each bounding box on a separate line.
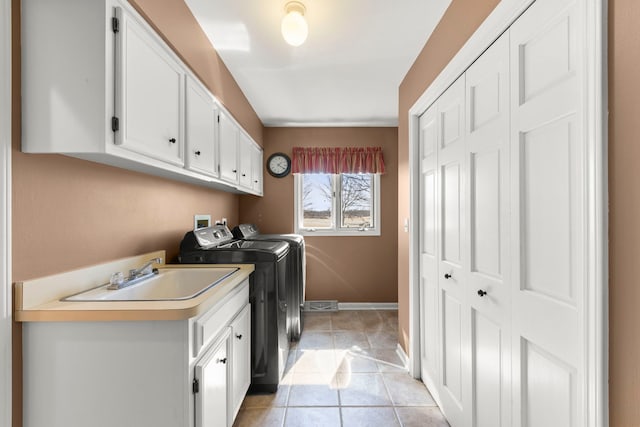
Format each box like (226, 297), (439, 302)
(340, 174), (373, 229)
(295, 173), (380, 236)
(301, 174), (333, 229)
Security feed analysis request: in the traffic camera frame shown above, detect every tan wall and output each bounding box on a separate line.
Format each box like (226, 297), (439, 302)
(609, 0), (640, 424)
(11, 1), (262, 425)
(397, 0), (500, 353)
(240, 127), (398, 303)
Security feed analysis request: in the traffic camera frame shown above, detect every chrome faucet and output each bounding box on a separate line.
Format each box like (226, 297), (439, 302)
(107, 257), (162, 290)
(129, 257), (162, 280)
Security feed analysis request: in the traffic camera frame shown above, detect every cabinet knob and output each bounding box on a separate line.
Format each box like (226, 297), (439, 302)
(169, 138), (176, 144)
(232, 169), (237, 173)
(217, 357), (227, 364)
(235, 334), (243, 340)
(477, 289), (487, 297)
(195, 150), (201, 156)
(242, 173), (246, 177)
(444, 273), (452, 279)
(254, 180), (259, 183)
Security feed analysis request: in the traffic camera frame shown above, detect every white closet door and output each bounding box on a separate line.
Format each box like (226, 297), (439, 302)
(436, 75), (470, 427)
(465, 32), (511, 427)
(510, 0), (584, 426)
(419, 105), (440, 395)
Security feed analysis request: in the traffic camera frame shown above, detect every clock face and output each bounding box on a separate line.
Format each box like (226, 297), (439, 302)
(267, 153), (291, 178)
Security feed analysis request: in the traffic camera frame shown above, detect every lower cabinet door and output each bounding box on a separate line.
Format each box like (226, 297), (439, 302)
(195, 328), (230, 427)
(230, 304), (251, 419)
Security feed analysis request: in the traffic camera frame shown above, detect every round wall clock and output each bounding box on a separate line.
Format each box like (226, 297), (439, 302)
(267, 152), (292, 178)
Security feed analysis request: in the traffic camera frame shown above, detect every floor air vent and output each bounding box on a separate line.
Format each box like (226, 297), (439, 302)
(305, 300), (338, 312)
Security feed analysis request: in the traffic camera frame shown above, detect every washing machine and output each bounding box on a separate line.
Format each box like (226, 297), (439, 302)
(179, 224), (290, 393)
(232, 224), (306, 341)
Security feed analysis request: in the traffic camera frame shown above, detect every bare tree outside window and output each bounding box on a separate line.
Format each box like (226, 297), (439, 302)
(301, 174), (333, 228)
(340, 174), (373, 228)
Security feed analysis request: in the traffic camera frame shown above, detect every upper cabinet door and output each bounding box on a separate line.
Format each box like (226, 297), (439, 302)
(115, 6), (184, 166)
(251, 145), (263, 195)
(218, 109), (239, 184)
(238, 133), (253, 190)
(185, 76), (217, 177)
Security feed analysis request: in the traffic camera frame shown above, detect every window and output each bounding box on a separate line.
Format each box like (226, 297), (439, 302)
(294, 173), (380, 236)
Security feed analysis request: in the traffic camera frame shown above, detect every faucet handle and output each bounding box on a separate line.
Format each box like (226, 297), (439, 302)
(110, 272), (124, 286)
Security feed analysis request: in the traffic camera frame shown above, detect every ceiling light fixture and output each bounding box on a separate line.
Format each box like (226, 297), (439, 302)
(281, 1), (308, 47)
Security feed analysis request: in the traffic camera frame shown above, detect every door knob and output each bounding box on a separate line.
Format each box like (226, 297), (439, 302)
(444, 273), (452, 279)
(477, 289), (487, 297)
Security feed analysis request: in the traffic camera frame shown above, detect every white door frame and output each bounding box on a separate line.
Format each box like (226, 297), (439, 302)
(407, 0), (608, 426)
(1, 0), (12, 424)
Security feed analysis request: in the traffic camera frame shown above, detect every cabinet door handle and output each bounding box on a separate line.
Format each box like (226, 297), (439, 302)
(195, 150), (201, 156)
(235, 334), (243, 340)
(477, 289), (487, 297)
(444, 273), (452, 279)
(169, 138), (176, 144)
(216, 357), (227, 364)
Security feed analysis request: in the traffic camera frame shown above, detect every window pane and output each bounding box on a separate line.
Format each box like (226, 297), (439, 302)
(340, 174), (373, 228)
(301, 174), (333, 229)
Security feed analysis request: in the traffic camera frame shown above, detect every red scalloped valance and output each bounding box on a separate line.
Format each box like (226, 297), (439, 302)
(291, 147), (385, 174)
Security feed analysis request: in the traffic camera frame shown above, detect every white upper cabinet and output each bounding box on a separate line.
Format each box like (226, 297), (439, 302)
(115, 6), (184, 166)
(21, 0), (262, 196)
(218, 109), (239, 184)
(185, 76), (218, 177)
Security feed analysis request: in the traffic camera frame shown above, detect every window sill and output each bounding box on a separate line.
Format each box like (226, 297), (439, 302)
(296, 229), (381, 237)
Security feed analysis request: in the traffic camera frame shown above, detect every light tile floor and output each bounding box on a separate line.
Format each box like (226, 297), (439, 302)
(233, 310), (450, 427)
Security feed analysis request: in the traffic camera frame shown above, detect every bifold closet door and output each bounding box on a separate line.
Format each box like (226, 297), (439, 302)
(419, 105), (440, 394)
(436, 75), (470, 427)
(509, 0), (585, 425)
(465, 32), (511, 427)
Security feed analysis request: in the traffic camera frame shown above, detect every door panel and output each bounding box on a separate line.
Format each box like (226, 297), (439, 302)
(442, 292), (463, 404)
(466, 31), (511, 427)
(442, 163), (462, 265)
(522, 340), (575, 427)
(419, 106), (440, 390)
(437, 75), (469, 427)
(473, 311), (503, 427)
(510, 0), (583, 425)
(521, 118), (576, 304)
(470, 150), (501, 277)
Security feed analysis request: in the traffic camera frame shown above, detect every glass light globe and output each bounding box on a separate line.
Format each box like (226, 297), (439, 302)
(281, 9), (308, 46)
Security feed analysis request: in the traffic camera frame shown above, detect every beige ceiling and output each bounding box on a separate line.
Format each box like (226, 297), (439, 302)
(185, 0), (452, 126)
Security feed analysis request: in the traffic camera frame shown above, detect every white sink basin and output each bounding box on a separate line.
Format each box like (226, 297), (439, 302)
(62, 267), (239, 301)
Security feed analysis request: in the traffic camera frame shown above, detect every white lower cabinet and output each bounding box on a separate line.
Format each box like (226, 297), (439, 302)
(22, 280), (251, 427)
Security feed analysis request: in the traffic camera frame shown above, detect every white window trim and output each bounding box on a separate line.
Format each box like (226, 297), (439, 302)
(294, 174), (381, 237)
(0, 0), (12, 424)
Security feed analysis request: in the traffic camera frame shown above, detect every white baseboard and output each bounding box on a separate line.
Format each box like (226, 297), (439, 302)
(396, 343), (409, 370)
(337, 302), (398, 311)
